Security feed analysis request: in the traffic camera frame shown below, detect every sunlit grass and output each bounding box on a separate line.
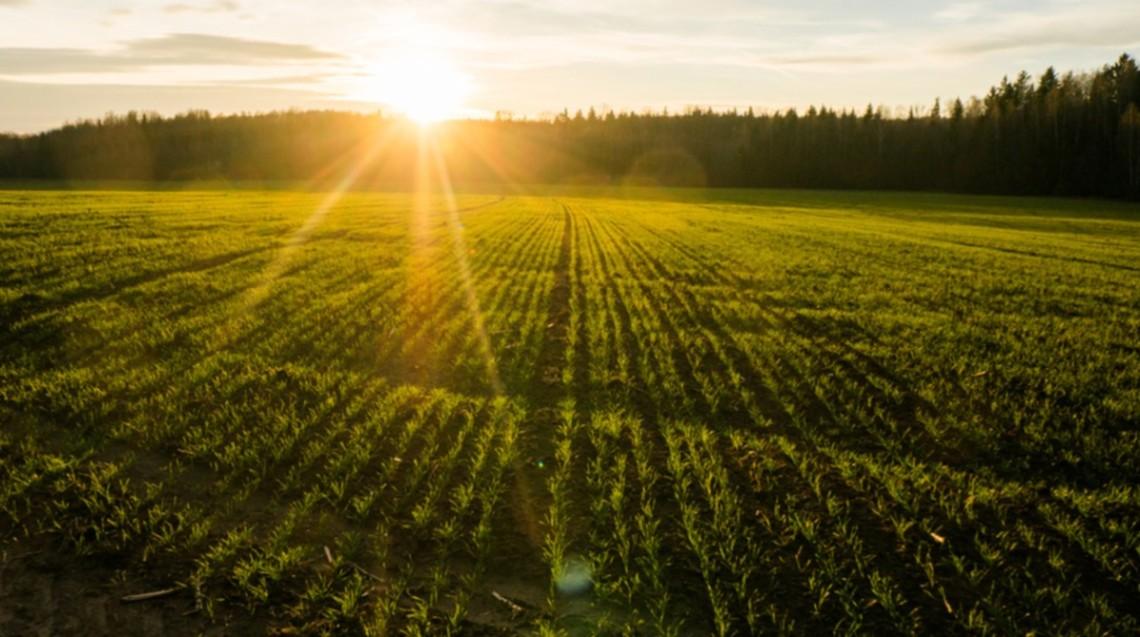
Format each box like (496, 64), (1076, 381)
(1, 187), (1139, 633)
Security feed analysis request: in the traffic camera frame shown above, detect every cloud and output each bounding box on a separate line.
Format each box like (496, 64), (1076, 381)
(0, 33), (341, 75)
(936, 2), (984, 22)
(938, 5), (1140, 55)
(125, 33), (338, 63)
(0, 49), (135, 74)
(454, 1), (1138, 72)
(763, 54), (881, 67)
(163, 1), (239, 14)
(352, 2), (892, 75)
(444, 24), (893, 73)
(0, 0), (30, 6)
(201, 73), (334, 87)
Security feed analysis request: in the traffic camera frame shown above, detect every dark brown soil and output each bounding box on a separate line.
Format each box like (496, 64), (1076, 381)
(0, 538), (258, 637)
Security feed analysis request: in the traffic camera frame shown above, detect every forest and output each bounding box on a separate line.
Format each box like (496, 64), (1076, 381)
(1, 54), (1138, 198)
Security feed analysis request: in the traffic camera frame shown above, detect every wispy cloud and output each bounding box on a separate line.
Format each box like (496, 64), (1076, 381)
(0, 33), (340, 75)
(763, 54), (881, 67)
(200, 72), (334, 87)
(936, 2), (984, 22)
(0, 49), (121, 74)
(163, 1), (239, 14)
(0, 0), (30, 7)
(444, 0), (1138, 72)
(936, 4), (1140, 55)
(126, 33), (337, 63)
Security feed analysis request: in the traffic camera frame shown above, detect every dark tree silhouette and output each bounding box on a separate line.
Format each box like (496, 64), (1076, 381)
(2, 55), (1139, 198)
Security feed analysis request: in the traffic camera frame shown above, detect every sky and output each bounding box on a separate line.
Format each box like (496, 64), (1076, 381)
(1, 0), (1138, 133)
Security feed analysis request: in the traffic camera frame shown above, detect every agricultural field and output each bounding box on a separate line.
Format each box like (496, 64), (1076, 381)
(1, 187), (1139, 635)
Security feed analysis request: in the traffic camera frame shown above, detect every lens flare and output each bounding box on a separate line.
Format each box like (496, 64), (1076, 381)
(555, 556), (593, 596)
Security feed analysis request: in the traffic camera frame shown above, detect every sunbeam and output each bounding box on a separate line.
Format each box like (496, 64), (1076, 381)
(422, 129), (505, 395)
(209, 123), (400, 350)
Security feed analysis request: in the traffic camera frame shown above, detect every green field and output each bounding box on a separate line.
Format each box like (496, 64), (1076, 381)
(2, 188), (1139, 635)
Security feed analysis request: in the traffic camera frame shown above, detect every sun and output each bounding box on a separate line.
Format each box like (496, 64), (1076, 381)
(377, 55), (471, 124)
(358, 19), (473, 125)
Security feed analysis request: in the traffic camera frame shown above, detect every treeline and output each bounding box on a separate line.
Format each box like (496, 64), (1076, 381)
(2, 54), (1139, 198)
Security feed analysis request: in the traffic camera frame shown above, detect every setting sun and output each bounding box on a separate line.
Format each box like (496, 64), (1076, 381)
(367, 55), (472, 124)
(356, 18), (473, 124)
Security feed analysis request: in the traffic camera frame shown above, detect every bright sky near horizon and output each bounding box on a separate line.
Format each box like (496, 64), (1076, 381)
(1, 0), (1138, 133)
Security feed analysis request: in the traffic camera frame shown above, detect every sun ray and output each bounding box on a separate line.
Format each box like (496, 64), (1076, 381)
(209, 123), (399, 350)
(420, 130), (556, 573)
(421, 130), (504, 395)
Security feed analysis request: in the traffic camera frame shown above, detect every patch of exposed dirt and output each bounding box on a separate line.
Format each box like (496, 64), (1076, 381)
(0, 538), (257, 637)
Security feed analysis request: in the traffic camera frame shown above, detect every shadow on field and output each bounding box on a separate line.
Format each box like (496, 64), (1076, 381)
(0, 246), (274, 326)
